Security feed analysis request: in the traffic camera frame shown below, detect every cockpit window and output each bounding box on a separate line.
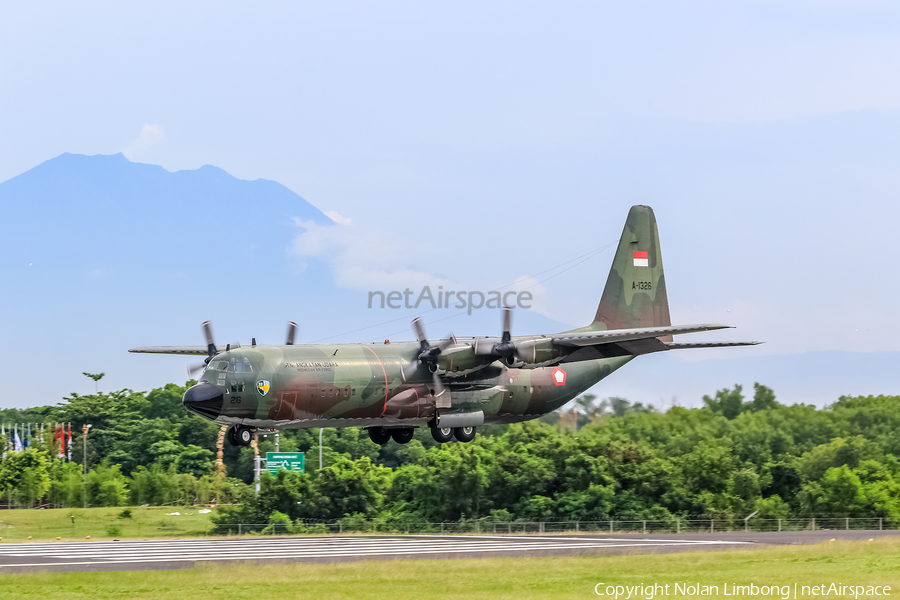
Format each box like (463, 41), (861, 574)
(212, 361), (228, 371)
(229, 357), (254, 374)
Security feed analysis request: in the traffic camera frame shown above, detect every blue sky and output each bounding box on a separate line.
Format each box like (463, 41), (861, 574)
(2, 2), (899, 406)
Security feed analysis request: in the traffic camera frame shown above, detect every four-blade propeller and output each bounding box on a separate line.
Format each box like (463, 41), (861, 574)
(475, 306), (518, 365)
(401, 317), (455, 397)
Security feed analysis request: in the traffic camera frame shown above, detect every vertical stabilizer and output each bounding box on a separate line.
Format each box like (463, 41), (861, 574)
(591, 205), (671, 336)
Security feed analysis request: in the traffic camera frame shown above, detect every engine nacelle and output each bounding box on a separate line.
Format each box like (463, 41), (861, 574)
(508, 338), (560, 366)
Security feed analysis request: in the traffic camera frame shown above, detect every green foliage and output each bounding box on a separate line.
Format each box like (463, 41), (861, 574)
(85, 461), (129, 507)
(0, 448), (51, 506)
(1, 381), (900, 528)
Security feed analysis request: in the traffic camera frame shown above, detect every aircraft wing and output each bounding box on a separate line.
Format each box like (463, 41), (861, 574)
(128, 346), (209, 356)
(665, 341), (762, 349)
(552, 324), (732, 347)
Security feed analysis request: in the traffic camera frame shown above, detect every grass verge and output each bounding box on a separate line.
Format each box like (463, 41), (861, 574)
(0, 506), (214, 540)
(1, 537), (899, 599)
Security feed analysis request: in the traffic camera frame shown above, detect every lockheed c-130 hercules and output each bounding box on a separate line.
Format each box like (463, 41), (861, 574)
(130, 205), (759, 447)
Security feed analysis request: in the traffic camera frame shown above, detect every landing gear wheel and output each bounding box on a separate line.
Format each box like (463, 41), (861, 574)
(367, 427), (391, 445)
(454, 426), (476, 443)
(431, 426), (453, 443)
(226, 427), (239, 446)
(235, 425), (253, 447)
(391, 428), (415, 444)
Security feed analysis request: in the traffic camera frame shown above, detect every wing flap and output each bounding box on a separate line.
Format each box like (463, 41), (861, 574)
(665, 341), (763, 350)
(552, 323), (730, 347)
(128, 346), (209, 356)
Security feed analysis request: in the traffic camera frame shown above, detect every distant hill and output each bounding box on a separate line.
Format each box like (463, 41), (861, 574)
(1, 152), (332, 289)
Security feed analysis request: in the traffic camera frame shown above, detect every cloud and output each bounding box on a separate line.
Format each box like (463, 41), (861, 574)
(289, 218), (565, 324)
(323, 211), (352, 225)
(123, 123), (164, 159)
(290, 218), (453, 292)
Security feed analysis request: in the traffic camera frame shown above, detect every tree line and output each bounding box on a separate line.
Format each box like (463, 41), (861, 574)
(1, 381), (899, 531)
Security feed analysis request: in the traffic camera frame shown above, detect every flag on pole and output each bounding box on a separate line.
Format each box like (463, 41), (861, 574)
(57, 424), (65, 459)
(67, 424), (73, 461)
(14, 425), (23, 453)
(1, 423), (5, 459)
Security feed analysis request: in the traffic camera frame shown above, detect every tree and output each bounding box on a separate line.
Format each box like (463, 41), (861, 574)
(176, 445), (214, 479)
(86, 462), (129, 507)
(749, 383), (779, 412)
(0, 448), (51, 506)
(82, 372), (105, 393)
(797, 465), (866, 517)
(703, 385), (744, 420)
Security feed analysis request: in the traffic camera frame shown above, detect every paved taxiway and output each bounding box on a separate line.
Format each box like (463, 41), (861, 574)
(0, 530), (897, 573)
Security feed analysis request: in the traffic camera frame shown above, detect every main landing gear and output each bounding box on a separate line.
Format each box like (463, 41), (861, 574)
(367, 425), (478, 445)
(227, 425), (254, 447)
(452, 426), (476, 443)
(367, 427), (415, 445)
(430, 424), (476, 443)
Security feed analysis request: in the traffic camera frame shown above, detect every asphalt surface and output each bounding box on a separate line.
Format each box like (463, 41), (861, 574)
(0, 530), (896, 574)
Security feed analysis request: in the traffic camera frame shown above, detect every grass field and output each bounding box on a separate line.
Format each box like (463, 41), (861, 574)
(1, 538), (898, 599)
(0, 506), (215, 540)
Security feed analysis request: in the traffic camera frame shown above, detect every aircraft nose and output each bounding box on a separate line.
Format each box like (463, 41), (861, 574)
(183, 383), (224, 420)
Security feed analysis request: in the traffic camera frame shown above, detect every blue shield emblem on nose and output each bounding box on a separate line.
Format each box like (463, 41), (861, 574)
(257, 380), (270, 396)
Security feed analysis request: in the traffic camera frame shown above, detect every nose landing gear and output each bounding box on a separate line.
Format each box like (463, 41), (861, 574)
(227, 425), (254, 447)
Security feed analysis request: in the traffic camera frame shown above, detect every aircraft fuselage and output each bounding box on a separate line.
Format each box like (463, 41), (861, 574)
(187, 340), (632, 430)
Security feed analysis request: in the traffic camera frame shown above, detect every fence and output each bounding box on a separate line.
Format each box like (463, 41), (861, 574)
(1, 516), (891, 541)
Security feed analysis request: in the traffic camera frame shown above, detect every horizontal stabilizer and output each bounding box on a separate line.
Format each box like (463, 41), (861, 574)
(129, 346), (209, 356)
(665, 341), (763, 350)
(552, 323), (731, 348)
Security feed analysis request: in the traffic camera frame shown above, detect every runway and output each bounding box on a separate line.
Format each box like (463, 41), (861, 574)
(0, 530), (895, 573)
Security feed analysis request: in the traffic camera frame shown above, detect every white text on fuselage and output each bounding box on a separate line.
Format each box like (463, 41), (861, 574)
(284, 362), (338, 372)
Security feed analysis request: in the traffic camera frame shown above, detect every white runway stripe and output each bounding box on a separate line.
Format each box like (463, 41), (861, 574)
(0, 535), (750, 569)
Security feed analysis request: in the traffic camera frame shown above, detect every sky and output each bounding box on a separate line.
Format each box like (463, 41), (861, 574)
(2, 1), (899, 406)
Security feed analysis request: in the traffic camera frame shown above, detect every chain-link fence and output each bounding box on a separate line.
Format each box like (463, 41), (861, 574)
(208, 517), (894, 537)
(0, 516), (894, 542)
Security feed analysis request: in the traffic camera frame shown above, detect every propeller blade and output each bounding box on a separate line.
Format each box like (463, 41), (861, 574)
(401, 360), (419, 382)
(432, 371), (446, 397)
(412, 317), (427, 345)
(187, 362), (206, 378)
(286, 321), (298, 345)
(501, 306), (512, 343)
(201, 321), (216, 360)
(435, 335), (457, 352)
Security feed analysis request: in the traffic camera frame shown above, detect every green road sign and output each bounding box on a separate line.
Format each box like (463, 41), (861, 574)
(266, 452), (305, 474)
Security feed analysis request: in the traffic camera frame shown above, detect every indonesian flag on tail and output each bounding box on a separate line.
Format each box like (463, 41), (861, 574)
(633, 250), (649, 267)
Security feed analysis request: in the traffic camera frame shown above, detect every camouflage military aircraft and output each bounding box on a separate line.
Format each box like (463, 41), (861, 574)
(130, 205), (759, 447)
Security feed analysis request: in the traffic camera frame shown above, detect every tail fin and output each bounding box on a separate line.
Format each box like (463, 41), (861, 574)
(591, 205), (671, 336)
